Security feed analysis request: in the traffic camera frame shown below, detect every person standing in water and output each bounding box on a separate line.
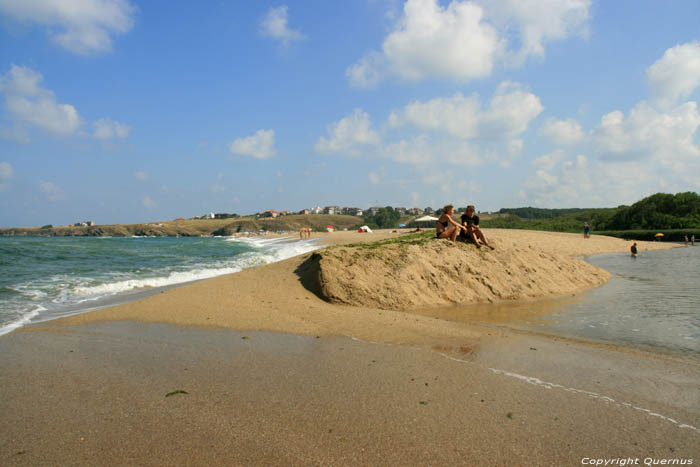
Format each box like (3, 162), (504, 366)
(630, 242), (638, 257)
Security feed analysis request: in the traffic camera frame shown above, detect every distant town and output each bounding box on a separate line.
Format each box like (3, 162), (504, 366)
(64, 205), (473, 229)
(192, 205), (439, 220)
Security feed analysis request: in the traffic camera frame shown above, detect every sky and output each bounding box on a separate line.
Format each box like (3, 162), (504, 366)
(0, 0), (699, 227)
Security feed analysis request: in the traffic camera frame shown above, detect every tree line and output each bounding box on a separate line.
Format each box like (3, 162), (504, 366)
(484, 192), (700, 232)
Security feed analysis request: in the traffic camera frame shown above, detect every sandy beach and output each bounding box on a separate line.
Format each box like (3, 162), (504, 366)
(1, 230), (698, 466)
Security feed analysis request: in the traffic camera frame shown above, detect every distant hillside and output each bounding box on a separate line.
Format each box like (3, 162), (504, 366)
(497, 207), (596, 219)
(482, 208), (616, 233)
(484, 192), (700, 236)
(0, 214), (365, 237)
(603, 192), (700, 230)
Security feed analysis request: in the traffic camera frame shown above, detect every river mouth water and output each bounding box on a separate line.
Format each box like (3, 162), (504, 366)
(413, 245), (700, 357)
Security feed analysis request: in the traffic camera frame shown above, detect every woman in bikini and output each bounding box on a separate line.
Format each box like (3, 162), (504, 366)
(436, 204), (466, 242)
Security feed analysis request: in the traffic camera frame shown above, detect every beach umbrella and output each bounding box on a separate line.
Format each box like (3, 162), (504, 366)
(326, 225), (335, 232)
(414, 215), (439, 222)
(655, 233), (664, 237)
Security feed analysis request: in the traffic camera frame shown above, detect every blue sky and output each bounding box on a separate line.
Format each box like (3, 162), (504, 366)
(1, 0), (699, 227)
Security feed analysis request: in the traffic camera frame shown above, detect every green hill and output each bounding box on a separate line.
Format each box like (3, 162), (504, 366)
(483, 192), (700, 240)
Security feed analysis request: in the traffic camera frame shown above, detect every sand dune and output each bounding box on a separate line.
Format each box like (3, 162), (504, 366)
(303, 230), (674, 310)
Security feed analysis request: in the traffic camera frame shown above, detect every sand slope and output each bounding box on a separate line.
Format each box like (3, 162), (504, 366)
(305, 230), (672, 310)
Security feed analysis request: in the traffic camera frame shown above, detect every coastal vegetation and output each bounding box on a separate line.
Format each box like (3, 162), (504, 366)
(483, 192), (700, 241)
(359, 206), (402, 229)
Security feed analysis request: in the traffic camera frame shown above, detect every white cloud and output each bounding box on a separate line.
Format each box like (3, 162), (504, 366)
(539, 117), (585, 145)
(316, 84), (541, 172)
(142, 195), (156, 209)
(382, 134), (484, 168)
(389, 83), (543, 141)
(347, 0), (503, 87)
(389, 92), (482, 138)
(522, 43), (700, 207)
(383, 83), (541, 167)
(476, 82), (544, 139)
(522, 143), (700, 208)
(532, 149), (567, 170)
(211, 184), (225, 193)
(347, 0), (591, 87)
(229, 129), (276, 160)
(40, 181), (65, 202)
(259, 5), (304, 46)
(368, 172), (380, 185)
(315, 109), (381, 154)
(475, 0), (590, 65)
(383, 135), (434, 166)
(0, 161), (14, 179)
(0, 0), (136, 55)
(592, 101), (700, 164)
(522, 153), (601, 206)
(133, 170), (149, 181)
(647, 41), (700, 107)
(93, 117), (131, 140)
(0, 65), (83, 139)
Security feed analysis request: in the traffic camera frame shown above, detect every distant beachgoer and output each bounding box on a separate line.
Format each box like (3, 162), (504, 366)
(436, 204), (466, 242)
(692, 234), (695, 246)
(299, 227), (311, 239)
(459, 205), (495, 250)
(685, 235), (689, 246)
(630, 242), (638, 257)
(583, 222), (590, 238)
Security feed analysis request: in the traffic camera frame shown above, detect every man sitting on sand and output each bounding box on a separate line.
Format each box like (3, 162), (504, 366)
(459, 205), (495, 249)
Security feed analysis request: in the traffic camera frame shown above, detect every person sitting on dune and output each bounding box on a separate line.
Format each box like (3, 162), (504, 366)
(459, 205), (495, 249)
(436, 204), (466, 242)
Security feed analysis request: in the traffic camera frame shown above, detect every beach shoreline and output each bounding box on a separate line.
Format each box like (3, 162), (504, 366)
(40, 229), (681, 339)
(2, 229), (696, 465)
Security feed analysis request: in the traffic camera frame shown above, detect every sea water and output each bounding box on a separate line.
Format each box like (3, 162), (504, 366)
(0, 235), (321, 336)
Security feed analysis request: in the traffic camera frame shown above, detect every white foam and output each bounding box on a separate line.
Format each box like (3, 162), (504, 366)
(0, 306), (43, 336)
(73, 266), (244, 297)
(67, 237), (320, 299)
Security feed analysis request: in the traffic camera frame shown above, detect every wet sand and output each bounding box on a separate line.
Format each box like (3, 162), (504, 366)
(1, 322), (698, 466)
(1, 230), (697, 466)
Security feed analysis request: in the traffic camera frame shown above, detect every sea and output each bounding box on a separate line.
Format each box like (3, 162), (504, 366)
(1, 237), (698, 357)
(0, 235), (321, 336)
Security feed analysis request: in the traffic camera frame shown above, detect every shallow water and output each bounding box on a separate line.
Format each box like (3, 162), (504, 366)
(414, 245), (699, 356)
(527, 245), (699, 356)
